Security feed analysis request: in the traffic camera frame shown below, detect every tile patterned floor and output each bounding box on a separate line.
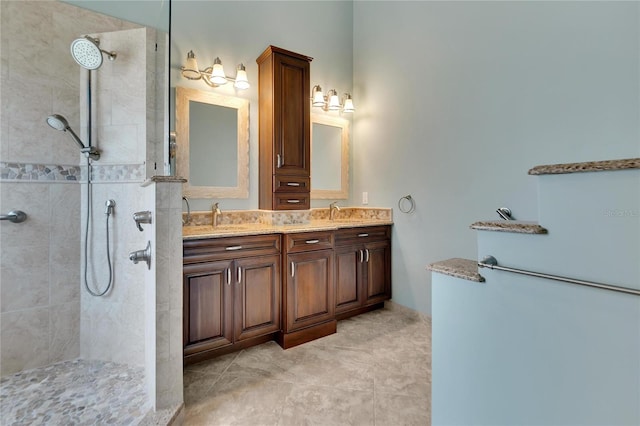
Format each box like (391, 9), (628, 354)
(0, 359), (148, 425)
(183, 307), (432, 425)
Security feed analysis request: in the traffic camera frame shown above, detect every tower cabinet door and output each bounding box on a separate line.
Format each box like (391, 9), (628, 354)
(183, 260), (234, 356)
(234, 254), (281, 342)
(272, 52), (311, 177)
(284, 249), (335, 332)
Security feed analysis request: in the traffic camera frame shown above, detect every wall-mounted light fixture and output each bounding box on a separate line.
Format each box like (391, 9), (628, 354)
(311, 85), (354, 113)
(181, 50), (250, 90)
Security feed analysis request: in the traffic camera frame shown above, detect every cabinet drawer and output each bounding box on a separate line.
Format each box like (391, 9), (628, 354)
(184, 234), (281, 264)
(284, 231), (334, 253)
(274, 176), (310, 193)
(273, 193), (310, 210)
(334, 226), (391, 246)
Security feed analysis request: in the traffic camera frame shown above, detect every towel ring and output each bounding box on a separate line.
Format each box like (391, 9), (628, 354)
(398, 195), (416, 214)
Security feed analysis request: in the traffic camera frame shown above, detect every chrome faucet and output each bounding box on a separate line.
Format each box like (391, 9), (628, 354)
(182, 196), (192, 225)
(329, 201), (341, 221)
(212, 202), (222, 227)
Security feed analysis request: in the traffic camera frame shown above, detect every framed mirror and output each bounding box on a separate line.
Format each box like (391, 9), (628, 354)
(311, 114), (349, 199)
(176, 87), (249, 198)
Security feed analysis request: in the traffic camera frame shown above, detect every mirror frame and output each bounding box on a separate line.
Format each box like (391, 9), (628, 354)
(176, 86), (249, 198)
(310, 113), (350, 200)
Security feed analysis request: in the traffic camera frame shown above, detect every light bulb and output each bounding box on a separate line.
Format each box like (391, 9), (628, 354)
(342, 94), (355, 113)
(328, 90), (340, 111)
(234, 64), (250, 90)
(210, 57), (227, 85)
(181, 50), (201, 80)
(312, 85), (325, 107)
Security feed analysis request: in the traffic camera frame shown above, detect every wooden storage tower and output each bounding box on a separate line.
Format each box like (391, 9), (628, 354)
(257, 46), (313, 210)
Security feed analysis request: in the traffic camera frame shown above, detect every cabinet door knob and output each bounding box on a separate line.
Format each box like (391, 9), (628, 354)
(359, 249), (364, 263)
(226, 268), (231, 285)
(291, 261), (295, 278)
(277, 154), (282, 168)
(237, 266), (242, 284)
(365, 249), (370, 262)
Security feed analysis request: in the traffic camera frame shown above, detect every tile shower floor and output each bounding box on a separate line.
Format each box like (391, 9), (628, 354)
(0, 359), (148, 425)
(184, 308), (432, 425)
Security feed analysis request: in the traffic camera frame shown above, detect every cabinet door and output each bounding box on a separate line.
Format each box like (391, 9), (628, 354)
(285, 249), (334, 332)
(363, 240), (392, 306)
(273, 53), (310, 177)
(234, 255), (281, 342)
(335, 245), (364, 314)
(183, 260), (234, 355)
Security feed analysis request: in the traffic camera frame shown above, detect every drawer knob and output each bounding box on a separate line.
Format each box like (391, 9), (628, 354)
(287, 200), (301, 204)
(225, 245), (243, 251)
(358, 233), (369, 237)
(286, 182), (301, 187)
(305, 239), (320, 244)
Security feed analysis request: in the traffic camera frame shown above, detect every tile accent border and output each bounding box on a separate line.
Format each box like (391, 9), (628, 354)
(0, 162), (81, 182)
(0, 162), (148, 183)
(88, 164), (146, 183)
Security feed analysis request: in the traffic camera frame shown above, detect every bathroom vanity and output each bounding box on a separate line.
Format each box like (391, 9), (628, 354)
(182, 215), (392, 364)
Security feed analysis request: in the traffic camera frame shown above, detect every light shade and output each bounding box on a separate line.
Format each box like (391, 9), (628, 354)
(342, 94), (355, 113)
(210, 57), (227, 85)
(312, 85), (325, 107)
(234, 64), (250, 90)
(181, 50), (201, 80)
(327, 89), (340, 111)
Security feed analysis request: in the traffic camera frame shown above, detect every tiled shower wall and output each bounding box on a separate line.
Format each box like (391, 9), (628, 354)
(0, 1), (163, 375)
(79, 26), (160, 367)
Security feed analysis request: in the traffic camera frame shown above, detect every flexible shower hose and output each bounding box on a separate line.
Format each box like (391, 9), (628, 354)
(83, 157), (113, 297)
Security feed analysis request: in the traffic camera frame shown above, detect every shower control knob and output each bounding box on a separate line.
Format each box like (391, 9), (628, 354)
(129, 241), (151, 270)
(132, 210), (152, 231)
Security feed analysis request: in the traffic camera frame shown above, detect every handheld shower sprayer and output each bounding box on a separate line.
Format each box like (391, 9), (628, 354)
(46, 114), (100, 160)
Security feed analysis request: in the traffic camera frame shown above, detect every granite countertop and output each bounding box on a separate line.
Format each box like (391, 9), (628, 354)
(427, 258), (485, 283)
(470, 220), (548, 234)
(528, 157), (640, 175)
(183, 219), (394, 240)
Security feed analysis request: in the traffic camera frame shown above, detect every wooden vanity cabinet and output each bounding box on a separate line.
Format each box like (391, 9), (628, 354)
(257, 45), (312, 210)
(334, 226), (392, 319)
(183, 234), (281, 364)
(279, 231), (336, 349)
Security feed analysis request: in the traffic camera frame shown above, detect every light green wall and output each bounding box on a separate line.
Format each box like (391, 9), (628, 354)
(353, 1), (640, 315)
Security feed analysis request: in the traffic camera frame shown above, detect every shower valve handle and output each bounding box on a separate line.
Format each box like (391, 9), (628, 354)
(129, 241), (151, 270)
(133, 210), (152, 232)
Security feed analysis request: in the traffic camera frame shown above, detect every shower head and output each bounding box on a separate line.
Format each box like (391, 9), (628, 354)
(46, 114), (100, 160)
(46, 114), (69, 132)
(70, 36), (116, 70)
